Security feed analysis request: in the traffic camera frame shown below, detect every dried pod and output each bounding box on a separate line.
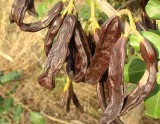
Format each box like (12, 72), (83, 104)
(38, 14), (76, 90)
(97, 81), (107, 111)
(85, 16), (121, 84)
(10, 0), (63, 32)
(135, 20), (147, 31)
(120, 39), (157, 115)
(87, 33), (96, 56)
(60, 82), (73, 112)
(60, 79), (83, 112)
(100, 35), (127, 124)
(44, 15), (64, 56)
(27, 0), (39, 17)
(66, 20), (91, 82)
(97, 78), (124, 124)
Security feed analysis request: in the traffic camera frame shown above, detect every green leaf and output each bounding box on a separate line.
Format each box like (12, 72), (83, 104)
(144, 83), (160, 118)
(3, 97), (13, 114)
(141, 31), (160, 59)
(129, 34), (140, 51)
(0, 118), (10, 124)
(0, 70), (23, 84)
(129, 31), (160, 59)
(79, 5), (91, 21)
(156, 20), (160, 31)
(13, 104), (23, 122)
(148, 29), (160, 35)
(9, 84), (19, 94)
(30, 111), (46, 124)
(146, 0), (160, 19)
(0, 106), (5, 116)
(37, 2), (48, 17)
(157, 71), (160, 85)
(124, 56), (146, 83)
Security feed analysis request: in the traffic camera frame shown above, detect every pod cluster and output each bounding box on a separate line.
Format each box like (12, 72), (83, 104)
(10, 0), (157, 124)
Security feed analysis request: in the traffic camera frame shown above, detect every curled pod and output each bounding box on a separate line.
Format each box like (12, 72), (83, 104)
(100, 35), (128, 124)
(120, 39), (157, 116)
(10, 0), (64, 32)
(140, 0), (157, 30)
(97, 80), (124, 124)
(27, 0), (39, 17)
(66, 20), (91, 82)
(135, 20), (147, 31)
(85, 16), (121, 84)
(37, 14), (76, 90)
(44, 15), (64, 56)
(60, 81), (73, 112)
(60, 78), (83, 112)
(96, 73), (124, 124)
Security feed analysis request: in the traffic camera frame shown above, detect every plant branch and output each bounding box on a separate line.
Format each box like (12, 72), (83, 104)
(95, 0), (116, 17)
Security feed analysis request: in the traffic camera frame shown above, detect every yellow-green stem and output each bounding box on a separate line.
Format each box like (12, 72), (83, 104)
(89, 0), (100, 34)
(91, 0), (95, 20)
(62, 0), (75, 16)
(117, 9), (143, 41)
(63, 76), (72, 92)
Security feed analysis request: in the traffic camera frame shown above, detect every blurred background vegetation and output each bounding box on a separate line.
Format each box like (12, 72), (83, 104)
(0, 0), (160, 124)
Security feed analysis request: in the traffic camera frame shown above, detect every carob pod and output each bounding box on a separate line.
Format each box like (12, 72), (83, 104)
(96, 81), (107, 111)
(10, 0), (64, 32)
(135, 20), (147, 31)
(87, 33), (96, 56)
(44, 15), (64, 56)
(60, 79), (83, 112)
(60, 81), (73, 112)
(37, 14), (76, 90)
(27, 0), (39, 17)
(120, 39), (157, 116)
(66, 20), (91, 82)
(140, 0), (157, 30)
(85, 16), (121, 84)
(100, 35), (128, 124)
(97, 73), (124, 124)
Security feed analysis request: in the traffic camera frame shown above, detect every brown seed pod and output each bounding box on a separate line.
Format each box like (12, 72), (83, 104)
(44, 15), (64, 56)
(60, 79), (83, 112)
(85, 16), (121, 84)
(10, 0), (64, 32)
(120, 39), (157, 116)
(135, 20), (147, 31)
(37, 14), (76, 90)
(66, 20), (91, 82)
(100, 35), (127, 124)
(97, 79), (124, 124)
(96, 81), (107, 112)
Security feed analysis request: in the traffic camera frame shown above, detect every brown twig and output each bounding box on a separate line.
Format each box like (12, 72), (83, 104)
(95, 0), (116, 17)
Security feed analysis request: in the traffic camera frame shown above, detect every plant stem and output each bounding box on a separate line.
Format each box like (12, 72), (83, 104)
(63, 76), (71, 92)
(91, 0), (95, 19)
(95, 0), (116, 17)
